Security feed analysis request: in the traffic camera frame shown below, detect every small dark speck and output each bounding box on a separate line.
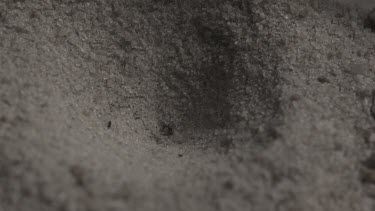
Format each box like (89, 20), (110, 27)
(0, 116), (6, 123)
(41, 103), (48, 108)
(363, 153), (375, 169)
(220, 138), (234, 154)
(30, 11), (38, 19)
(289, 94), (301, 102)
(236, 155), (244, 163)
(69, 165), (85, 186)
(118, 37), (132, 50)
(370, 90), (375, 120)
(220, 138), (233, 149)
(222, 180), (234, 190)
(0, 12), (5, 23)
(266, 127), (281, 140)
(328, 70), (337, 77)
(152, 133), (162, 144)
(364, 9), (375, 31)
(160, 122), (174, 136)
(1, 99), (11, 106)
(107, 121), (112, 129)
(317, 76), (330, 84)
(10, 26), (29, 34)
(178, 154), (183, 157)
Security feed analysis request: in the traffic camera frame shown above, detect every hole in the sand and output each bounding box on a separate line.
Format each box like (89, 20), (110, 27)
(148, 1), (282, 147)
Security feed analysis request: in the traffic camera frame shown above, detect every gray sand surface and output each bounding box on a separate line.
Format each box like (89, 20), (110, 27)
(1, 0), (375, 210)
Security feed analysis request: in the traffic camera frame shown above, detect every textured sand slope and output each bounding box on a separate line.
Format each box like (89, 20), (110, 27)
(1, 0), (375, 211)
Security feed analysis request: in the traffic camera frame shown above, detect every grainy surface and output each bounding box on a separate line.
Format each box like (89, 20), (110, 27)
(1, 0), (375, 210)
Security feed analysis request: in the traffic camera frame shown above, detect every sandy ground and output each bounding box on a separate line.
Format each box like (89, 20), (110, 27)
(1, 0), (375, 210)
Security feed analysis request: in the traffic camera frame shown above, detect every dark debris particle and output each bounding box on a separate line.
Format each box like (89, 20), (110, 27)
(69, 165), (86, 186)
(265, 127), (281, 140)
(107, 121), (112, 129)
(236, 155), (244, 163)
(178, 154), (183, 157)
(317, 76), (330, 84)
(220, 138), (233, 148)
(360, 168), (375, 184)
(1, 99), (11, 106)
(151, 133), (162, 144)
(222, 180), (234, 190)
(362, 127), (375, 145)
(362, 130), (372, 145)
(30, 11), (38, 19)
(5, 26), (29, 34)
(0, 12), (5, 23)
(327, 52), (334, 61)
(118, 37), (132, 50)
(363, 153), (375, 169)
(365, 9), (375, 32)
(0, 116), (6, 123)
(159, 122), (174, 136)
(289, 94), (301, 102)
(355, 89), (372, 100)
(360, 153), (375, 184)
(219, 138), (234, 154)
(370, 90), (375, 120)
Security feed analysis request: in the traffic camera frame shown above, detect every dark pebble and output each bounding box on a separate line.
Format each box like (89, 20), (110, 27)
(317, 76), (330, 84)
(160, 122), (174, 136)
(222, 180), (234, 190)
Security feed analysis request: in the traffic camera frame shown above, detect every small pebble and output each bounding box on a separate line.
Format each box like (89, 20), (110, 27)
(222, 180), (234, 190)
(317, 76), (330, 84)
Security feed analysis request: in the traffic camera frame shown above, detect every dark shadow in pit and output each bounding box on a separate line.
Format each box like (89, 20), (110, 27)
(152, 2), (282, 144)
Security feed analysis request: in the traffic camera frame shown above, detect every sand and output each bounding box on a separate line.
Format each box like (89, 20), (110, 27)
(1, 0), (375, 210)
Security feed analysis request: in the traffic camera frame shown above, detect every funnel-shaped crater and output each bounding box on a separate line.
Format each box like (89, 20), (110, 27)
(152, 2), (282, 143)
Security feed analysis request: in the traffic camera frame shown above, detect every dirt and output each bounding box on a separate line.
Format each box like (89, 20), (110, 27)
(1, 0), (375, 210)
